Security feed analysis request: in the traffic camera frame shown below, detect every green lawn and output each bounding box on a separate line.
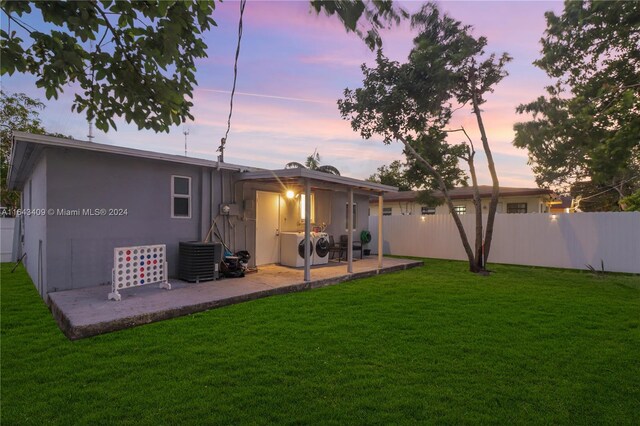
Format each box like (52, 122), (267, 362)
(1, 260), (639, 425)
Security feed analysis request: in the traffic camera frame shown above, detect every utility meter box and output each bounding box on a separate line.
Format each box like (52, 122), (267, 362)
(219, 203), (240, 216)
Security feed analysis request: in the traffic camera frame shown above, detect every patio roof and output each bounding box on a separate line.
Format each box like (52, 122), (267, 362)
(236, 168), (398, 194)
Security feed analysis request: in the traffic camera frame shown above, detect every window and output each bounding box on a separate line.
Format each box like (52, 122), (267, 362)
(421, 206), (436, 215)
(172, 176), (191, 218)
(345, 203), (358, 230)
(299, 193), (315, 223)
(453, 205), (466, 214)
(382, 207), (392, 216)
(507, 203), (527, 214)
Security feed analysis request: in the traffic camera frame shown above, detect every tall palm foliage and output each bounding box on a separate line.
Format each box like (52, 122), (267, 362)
(285, 149), (341, 175)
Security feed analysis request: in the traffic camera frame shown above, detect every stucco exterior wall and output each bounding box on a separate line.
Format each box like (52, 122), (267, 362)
(21, 154), (48, 297)
(325, 192), (370, 242)
(44, 148), (218, 292)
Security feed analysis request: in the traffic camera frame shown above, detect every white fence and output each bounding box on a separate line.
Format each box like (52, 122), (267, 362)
(1, 217), (15, 263)
(369, 212), (640, 274)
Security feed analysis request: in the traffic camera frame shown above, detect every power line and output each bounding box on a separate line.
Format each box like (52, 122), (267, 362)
(579, 174), (639, 202)
(218, 0), (246, 163)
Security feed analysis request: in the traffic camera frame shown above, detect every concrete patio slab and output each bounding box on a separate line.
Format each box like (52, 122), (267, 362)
(48, 257), (422, 339)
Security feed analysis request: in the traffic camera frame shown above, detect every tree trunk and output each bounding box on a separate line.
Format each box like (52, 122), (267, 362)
(467, 152), (484, 270)
(401, 139), (479, 272)
(472, 92), (499, 266)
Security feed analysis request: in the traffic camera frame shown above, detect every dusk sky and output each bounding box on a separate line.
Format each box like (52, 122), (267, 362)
(2, 1), (565, 187)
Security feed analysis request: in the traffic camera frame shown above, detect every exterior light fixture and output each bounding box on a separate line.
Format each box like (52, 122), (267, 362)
(285, 190), (295, 199)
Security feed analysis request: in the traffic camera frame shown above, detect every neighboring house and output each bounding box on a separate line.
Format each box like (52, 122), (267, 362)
(547, 195), (575, 213)
(7, 132), (396, 299)
(369, 186), (553, 216)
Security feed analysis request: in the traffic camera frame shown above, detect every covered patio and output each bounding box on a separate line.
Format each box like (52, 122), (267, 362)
(237, 167), (395, 279)
(49, 257), (423, 339)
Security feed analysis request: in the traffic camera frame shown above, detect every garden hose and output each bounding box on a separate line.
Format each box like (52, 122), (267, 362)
(360, 230), (372, 244)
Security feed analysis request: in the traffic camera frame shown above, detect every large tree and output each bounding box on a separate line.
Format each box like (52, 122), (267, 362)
(1, 1), (406, 134)
(367, 160), (413, 191)
(0, 91), (70, 211)
(339, 3), (510, 273)
(513, 0), (640, 209)
(311, 1), (407, 49)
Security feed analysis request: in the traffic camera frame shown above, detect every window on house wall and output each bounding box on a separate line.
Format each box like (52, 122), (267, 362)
(345, 203), (358, 229)
(507, 203), (527, 213)
(382, 207), (392, 216)
(453, 205), (466, 214)
(421, 206), (436, 215)
(299, 193), (315, 223)
(172, 176), (191, 218)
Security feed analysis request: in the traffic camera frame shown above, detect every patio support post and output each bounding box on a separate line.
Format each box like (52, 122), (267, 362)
(348, 187), (353, 273)
(378, 194), (383, 269)
(304, 178), (311, 282)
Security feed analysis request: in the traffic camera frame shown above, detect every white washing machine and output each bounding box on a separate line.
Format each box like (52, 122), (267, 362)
(280, 232), (314, 267)
(312, 232), (330, 265)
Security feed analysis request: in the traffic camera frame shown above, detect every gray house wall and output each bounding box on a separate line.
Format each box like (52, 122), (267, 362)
(324, 192), (370, 243)
(21, 154), (48, 297)
(43, 148), (238, 293)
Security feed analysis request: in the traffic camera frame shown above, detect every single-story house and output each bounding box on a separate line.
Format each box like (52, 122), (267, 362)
(369, 186), (553, 216)
(7, 132), (396, 299)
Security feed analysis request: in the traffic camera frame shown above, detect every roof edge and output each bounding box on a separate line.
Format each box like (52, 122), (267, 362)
(237, 168), (398, 193)
(10, 131), (248, 172)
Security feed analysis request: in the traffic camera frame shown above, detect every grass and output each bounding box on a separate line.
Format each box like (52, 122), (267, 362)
(1, 260), (639, 425)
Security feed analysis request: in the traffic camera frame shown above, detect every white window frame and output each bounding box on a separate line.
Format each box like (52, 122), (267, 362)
(507, 202), (527, 214)
(453, 205), (466, 215)
(171, 175), (191, 219)
(421, 206), (436, 215)
(299, 193), (315, 223)
(382, 207), (392, 216)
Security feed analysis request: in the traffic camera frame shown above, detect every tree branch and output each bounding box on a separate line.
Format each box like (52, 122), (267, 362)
(92, 2), (156, 99)
(1, 9), (34, 34)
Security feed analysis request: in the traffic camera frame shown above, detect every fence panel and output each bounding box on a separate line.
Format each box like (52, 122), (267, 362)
(1, 217), (15, 263)
(369, 212), (640, 273)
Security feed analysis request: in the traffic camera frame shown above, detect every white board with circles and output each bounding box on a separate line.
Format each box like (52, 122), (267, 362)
(109, 244), (170, 301)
